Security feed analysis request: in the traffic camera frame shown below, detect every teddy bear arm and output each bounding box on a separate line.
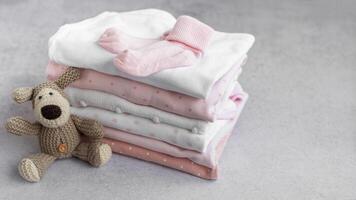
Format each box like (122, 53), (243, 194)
(5, 116), (41, 136)
(71, 115), (104, 139)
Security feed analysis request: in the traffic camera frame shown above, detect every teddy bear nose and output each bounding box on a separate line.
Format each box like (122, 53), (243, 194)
(41, 105), (62, 120)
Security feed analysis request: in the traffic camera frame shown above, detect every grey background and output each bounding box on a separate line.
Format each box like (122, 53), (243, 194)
(0, 0), (355, 199)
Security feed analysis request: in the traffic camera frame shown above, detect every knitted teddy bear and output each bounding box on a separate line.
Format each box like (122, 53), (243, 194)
(5, 67), (112, 182)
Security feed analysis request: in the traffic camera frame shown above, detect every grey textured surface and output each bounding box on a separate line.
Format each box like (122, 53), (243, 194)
(0, 0), (355, 199)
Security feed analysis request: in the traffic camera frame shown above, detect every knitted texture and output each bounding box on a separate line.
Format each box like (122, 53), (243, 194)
(113, 40), (197, 76)
(12, 87), (34, 103)
(28, 153), (56, 176)
(73, 142), (112, 167)
(5, 67), (111, 182)
(32, 67), (80, 105)
(71, 115), (104, 140)
(98, 27), (159, 53)
(39, 119), (81, 158)
(165, 15), (214, 52)
(111, 15), (214, 77)
(18, 153), (57, 182)
(32, 87), (71, 128)
(6, 117), (41, 135)
(18, 158), (41, 182)
(10, 67), (80, 107)
(32, 82), (65, 102)
(54, 67), (81, 89)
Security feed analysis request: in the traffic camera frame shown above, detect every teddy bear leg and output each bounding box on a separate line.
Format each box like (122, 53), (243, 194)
(72, 142), (112, 167)
(18, 153), (56, 182)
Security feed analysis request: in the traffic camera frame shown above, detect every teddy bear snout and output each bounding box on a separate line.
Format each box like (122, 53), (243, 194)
(41, 105), (62, 120)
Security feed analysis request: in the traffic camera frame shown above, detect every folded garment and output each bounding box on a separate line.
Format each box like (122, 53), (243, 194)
(70, 91), (247, 152)
(103, 138), (218, 179)
(102, 98), (243, 168)
(65, 82), (245, 134)
(48, 9), (255, 98)
(47, 57), (244, 121)
(71, 106), (226, 152)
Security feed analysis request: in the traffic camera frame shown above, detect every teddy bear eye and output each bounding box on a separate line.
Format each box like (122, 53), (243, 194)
(38, 96), (42, 100)
(49, 92), (53, 95)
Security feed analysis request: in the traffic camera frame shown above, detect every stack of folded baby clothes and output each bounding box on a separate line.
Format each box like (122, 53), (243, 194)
(46, 9), (254, 179)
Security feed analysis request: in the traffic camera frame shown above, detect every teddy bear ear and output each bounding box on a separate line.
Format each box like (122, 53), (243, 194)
(12, 87), (34, 103)
(54, 67), (80, 89)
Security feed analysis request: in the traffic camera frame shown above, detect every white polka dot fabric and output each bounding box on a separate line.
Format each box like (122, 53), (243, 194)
(65, 84), (243, 134)
(101, 98), (246, 168)
(71, 106), (227, 152)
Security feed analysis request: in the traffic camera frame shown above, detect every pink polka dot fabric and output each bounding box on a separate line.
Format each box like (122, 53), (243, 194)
(46, 60), (242, 121)
(100, 104), (243, 179)
(103, 123), (230, 168)
(103, 138), (218, 179)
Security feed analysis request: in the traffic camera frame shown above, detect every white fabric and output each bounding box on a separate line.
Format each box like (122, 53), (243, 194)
(65, 80), (241, 134)
(104, 115), (238, 168)
(48, 9), (255, 98)
(71, 106), (228, 152)
(66, 87), (210, 134)
(102, 94), (248, 168)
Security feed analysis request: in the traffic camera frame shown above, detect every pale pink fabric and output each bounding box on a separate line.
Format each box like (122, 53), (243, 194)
(113, 41), (196, 76)
(218, 83), (248, 119)
(111, 16), (214, 76)
(100, 96), (245, 179)
(103, 126), (230, 168)
(47, 61), (242, 121)
(101, 91), (246, 169)
(103, 137), (218, 180)
(99, 27), (159, 53)
(165, 15), (214, 52)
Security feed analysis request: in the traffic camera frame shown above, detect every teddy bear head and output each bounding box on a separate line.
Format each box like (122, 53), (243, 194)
(12, 67), (80, 128)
